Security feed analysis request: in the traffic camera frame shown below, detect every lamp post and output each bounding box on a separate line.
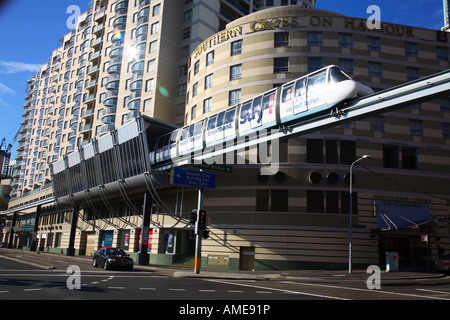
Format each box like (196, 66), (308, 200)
(349, 154), (370, 274)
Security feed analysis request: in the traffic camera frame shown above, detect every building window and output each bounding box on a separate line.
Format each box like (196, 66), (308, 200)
(182, 27), (191, 40)
(340, 140), (356, 165)
(307, 31), (322, 46)
(274, 57), (289, 73)
(339, 33), (353, 48)
(371, 116), (384, 132)
(183, 9), (193, 22)
(203, 97), (212, 113)
(206, 51), (214, 66)
(191, 105), (196, 120)
(307, 139), (323, 163)
(231, 40), (242, 56)
(152, 4), (161, 16)
(146, 78), (154, 91)
(442, 123), (450, 138)
(149, 40), (158, 53)
(441, 98), (450, 112)
(205, 74), (213, 89)
(405, 42), (418, 57)
(274, 32), (289, 47)
(256, 190), (269, 212)
(271, 189), (288, 212)
(151, 22), (159, 34)
(368, 62), (382, 77)
(230, 64), (242, 80)
(229, 89), (241, 106)
(367, 36), (381, 51)
(410, 119), (423, 136)
(192, 82), (198, 97)
(307, 190), (323, 213)
(308, 57), (323, 72)
(437, 46), (449, 61)
(383, 145), (417, 169)
(401, 147), (417, 170)
(339, 59), (354, 73)
(179, 64), (188, 77)
(177, 84), (187, 96)
(194, 60), (200, 75)
(406, 67), (420, 82)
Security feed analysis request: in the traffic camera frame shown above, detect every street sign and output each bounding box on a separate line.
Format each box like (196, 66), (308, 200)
(189, 162), (232, 174)
(173, 168), (216, 189)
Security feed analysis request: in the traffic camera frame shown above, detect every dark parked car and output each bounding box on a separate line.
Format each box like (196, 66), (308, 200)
(93, 248), (133, 271)
(434, 254), (450, 273)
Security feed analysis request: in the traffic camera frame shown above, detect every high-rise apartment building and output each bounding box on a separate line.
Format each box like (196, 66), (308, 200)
(10, 0), (315, 200)
(444, 0), (450, 31)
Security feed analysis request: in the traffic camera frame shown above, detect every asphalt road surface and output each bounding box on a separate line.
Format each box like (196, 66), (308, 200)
(1, 248), (450, 318)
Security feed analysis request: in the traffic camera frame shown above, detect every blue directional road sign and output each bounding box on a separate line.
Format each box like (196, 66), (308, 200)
(173, 168), (216, 189)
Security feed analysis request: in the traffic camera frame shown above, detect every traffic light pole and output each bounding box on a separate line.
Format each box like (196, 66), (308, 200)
(194, 187), (204, 274)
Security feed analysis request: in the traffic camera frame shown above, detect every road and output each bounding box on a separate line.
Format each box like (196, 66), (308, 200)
(1, 249), (450, 312)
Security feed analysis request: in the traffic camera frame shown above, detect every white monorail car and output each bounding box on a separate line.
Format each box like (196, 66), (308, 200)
(150, 65), (373, 165)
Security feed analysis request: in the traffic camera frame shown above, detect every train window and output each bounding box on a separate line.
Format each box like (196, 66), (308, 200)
(252, 95), (263, 125)
(328, 67), (351, 84)
(307, 71), (326, 93)
(207, 115), (217, 130)
(240, 101), (252, 124)
(282, 84), (294, 103)
(194, 120), (204, 135)
(225, 107), (236, 124)
(295, 78), (306, 97)
(262, 90), (276, 111)
(217, 111), (225, 126)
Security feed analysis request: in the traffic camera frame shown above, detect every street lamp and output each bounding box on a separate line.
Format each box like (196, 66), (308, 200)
(348, 154), (370, 274)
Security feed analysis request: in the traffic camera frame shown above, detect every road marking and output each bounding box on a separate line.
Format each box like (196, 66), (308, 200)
(256, 291), (272, 294)
(416, 288), (450, 295)
(206, 279), (349, 300)
(199, 289), (216, 292)
(108, 287), (125, 289)
(0, 291), (10, 294)
(227, 290), (243, 293)
(169, 288), (186, 291)
(23, 288), (42, 292)
(139, 287), (156, 290)
(282, 281), (450, 300)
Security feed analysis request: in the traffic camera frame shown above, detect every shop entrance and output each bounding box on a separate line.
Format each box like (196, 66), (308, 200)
(85, 233), (98, 256)
(379, 232), (431, 269)
(239, 247), (255, 271)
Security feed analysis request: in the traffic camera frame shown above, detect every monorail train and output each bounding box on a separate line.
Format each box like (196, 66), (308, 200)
(151, 65), (373, 165)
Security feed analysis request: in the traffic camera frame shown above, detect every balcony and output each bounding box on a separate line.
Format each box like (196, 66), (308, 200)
(87, 65), (99, 75)
(80, 123), (92, 133)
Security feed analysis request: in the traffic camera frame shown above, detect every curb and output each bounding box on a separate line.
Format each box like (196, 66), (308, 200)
(173, 270), (282, 281)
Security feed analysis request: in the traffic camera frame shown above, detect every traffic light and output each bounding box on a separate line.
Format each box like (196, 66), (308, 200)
(190, 209), (198, 226)
(198, 209), (207, 231)
(202, 230), (209, 239)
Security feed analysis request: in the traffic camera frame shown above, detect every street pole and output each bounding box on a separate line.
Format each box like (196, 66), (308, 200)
(349, 155), (370, 274)
(194, 187), (204, 274)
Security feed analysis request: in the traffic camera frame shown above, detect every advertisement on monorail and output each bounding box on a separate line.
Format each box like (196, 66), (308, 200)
(238, 89), (277, 135)
(206, 106), (236, 146)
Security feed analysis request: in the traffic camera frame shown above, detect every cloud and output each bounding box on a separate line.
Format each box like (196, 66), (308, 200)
(0, 61), (42, 74)
(0, 82), (16, 95)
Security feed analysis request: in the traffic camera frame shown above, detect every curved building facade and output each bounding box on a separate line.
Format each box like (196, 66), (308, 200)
(179, 6), (450, 269)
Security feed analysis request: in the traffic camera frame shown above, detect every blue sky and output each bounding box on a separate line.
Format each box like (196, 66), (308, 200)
(0, 0), (446, 158)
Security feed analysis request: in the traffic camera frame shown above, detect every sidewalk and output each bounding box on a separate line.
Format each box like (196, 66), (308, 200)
(0, 248), (446, 282)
